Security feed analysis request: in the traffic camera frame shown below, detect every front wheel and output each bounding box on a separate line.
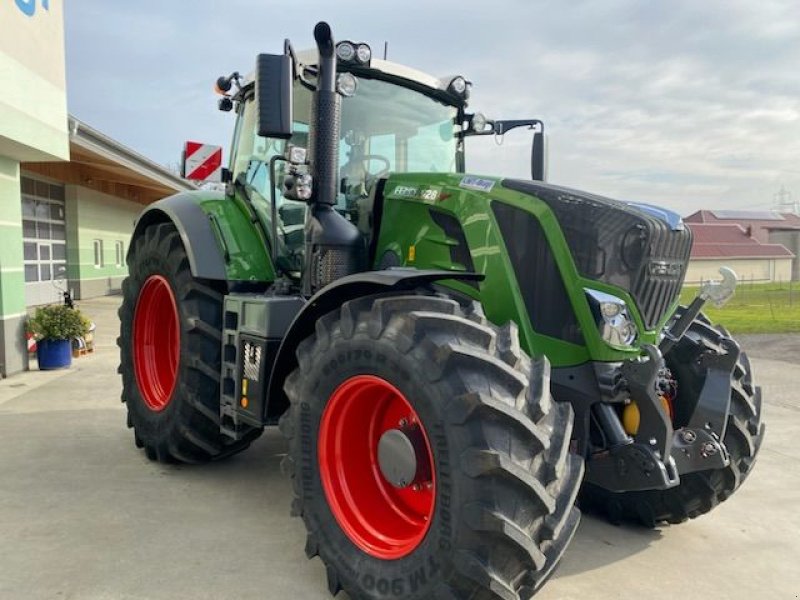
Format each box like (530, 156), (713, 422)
(280, 293), (584, 599)
(581, 315), (765, 527)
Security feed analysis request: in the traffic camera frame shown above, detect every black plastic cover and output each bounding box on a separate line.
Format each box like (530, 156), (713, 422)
(429, 209), (477, 288)
(492, 201), (583, 345)
(255, 53), (293, 139)
(129, 194), (227, 281)
(502, 180), (693, 329)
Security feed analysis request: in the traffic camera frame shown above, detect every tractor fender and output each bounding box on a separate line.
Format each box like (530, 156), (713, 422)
(264, 268), (484, 421)
(129, 193), (228, 281)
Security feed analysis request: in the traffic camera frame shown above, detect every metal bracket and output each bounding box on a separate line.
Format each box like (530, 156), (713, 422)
(671, 427), (730, 475)
(584, 442), (680, 492)
(688, 336), (739, 440)
(620, 344), (673, 459)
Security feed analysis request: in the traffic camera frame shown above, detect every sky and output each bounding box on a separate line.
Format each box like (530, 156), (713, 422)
(64, 0), (800, 216)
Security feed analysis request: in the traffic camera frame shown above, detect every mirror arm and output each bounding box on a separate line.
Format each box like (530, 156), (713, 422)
(462, 118), (544, 137)
(283, 40), (316, 92)
(297, 65), (318, 92)
(493, 119), (543, 135)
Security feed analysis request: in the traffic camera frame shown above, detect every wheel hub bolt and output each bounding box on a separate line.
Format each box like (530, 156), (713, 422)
(701, 441), (718, 456)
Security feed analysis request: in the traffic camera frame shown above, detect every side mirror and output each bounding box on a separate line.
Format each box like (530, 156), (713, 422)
(531, 130), (547, 181)
(255, 53), (293, 139)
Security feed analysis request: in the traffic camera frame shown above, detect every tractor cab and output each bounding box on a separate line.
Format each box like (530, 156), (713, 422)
(215, 43), (545, 279)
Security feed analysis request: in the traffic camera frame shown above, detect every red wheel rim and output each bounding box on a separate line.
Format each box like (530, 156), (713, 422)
(133, 275), (180, 412)
(318, 375), (436, 560)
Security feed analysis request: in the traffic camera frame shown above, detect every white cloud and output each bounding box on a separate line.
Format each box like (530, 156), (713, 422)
(65, 0), (800, 215)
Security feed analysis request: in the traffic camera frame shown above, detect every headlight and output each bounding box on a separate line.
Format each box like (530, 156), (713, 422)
(471, 112), (487, 132)
(336, 41), (372, 66)
(336, 42), (356, 62)
(283, 172), (313, 201)
(355, 43), (372, 64)
(585, 289), (638, 347)
(449, 76), (468, 95)
(336, 73), (358, 97)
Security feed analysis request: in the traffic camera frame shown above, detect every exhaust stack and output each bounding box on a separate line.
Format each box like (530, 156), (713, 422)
(309, 22), (339, 207)
(303, 22), (365, 296)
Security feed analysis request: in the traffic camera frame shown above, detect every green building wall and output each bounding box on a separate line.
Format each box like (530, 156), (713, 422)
(0, 157), (27, 376)
(65, 185), (140, 300)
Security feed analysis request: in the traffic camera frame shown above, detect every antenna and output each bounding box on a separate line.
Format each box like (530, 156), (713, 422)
(383, 41), (388, 60)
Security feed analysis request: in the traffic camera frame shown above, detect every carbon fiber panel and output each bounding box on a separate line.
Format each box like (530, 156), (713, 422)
(502, 180), (692, 329)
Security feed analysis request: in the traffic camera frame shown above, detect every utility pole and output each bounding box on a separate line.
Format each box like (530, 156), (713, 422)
(774, 186), (799, 214)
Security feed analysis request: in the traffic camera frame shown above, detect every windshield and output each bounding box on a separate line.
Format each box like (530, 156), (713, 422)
(234, 76), (458, 206)
(340, 77), (458, 169)
(337, 76), (458, 205)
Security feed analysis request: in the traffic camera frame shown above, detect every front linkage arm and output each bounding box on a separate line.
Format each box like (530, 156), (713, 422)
(660, 267), (740, 475)
(586, 345), (680, 492)
(586, 268), (740, 492)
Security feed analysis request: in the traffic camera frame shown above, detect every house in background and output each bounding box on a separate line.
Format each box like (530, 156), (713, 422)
(684, 210), (800, 281)
(684, 210), (798, 284)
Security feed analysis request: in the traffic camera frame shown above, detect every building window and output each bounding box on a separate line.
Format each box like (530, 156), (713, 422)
(115, 241), (124, 267)
(24, 265), (39, 282)
(23, 242), (37, 260)
(94, 240), (104, 268)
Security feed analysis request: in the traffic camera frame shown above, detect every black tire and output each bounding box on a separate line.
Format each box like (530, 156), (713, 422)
(581, 314), (765, 527)
(280, 293), (584, 599)
(118, 222), (260, 463)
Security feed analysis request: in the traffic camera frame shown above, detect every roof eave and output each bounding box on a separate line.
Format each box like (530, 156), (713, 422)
(68, 116), (195, 193)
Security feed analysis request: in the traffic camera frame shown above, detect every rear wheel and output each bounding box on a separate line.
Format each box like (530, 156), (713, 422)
(581, 315), (765, 527)
(280, 293), (584, 599)
(118, 222), (260, 463)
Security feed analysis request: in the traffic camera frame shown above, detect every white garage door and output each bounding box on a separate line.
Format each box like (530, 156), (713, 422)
(21, 176), (67, 307)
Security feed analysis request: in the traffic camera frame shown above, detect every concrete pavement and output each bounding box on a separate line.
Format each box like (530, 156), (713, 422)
(0, 295), (797, 599)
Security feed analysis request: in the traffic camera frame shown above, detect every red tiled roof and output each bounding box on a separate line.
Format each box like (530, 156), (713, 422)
(684, 210), (800, 244)
(685, 210), (800, 242)
(687, 223), (795, 259)
(685, 210), (800, 225)
(691, 243), (795, 259)
(689, 223), (749, 244)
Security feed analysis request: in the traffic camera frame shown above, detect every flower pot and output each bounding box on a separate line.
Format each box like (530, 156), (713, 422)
(36, 338), (73, 370)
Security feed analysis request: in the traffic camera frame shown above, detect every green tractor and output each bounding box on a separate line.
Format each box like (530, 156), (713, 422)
(119, 22), (765, 599)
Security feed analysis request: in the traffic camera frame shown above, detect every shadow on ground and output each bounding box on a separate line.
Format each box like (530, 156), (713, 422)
(157, 427), (664, 583)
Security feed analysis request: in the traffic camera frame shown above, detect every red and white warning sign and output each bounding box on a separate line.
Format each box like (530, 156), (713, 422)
(183, 141), (223, 182)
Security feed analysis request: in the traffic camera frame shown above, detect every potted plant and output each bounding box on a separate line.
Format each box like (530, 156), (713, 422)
(27, 304), (91, 370)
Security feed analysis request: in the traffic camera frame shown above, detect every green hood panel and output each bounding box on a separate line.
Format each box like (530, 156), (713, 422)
(372, 173), (679, 366)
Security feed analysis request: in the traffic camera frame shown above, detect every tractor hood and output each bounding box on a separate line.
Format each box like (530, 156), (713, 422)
(501, 179), (693, 330)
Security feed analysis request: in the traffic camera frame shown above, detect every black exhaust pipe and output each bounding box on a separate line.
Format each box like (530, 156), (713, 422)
(309, 22), (338, 207)
(303, 22), (365, 296)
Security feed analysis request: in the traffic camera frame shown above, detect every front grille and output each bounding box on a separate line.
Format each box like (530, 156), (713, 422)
(502, 180), (693, 330)
(631, 223), (692, 330)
